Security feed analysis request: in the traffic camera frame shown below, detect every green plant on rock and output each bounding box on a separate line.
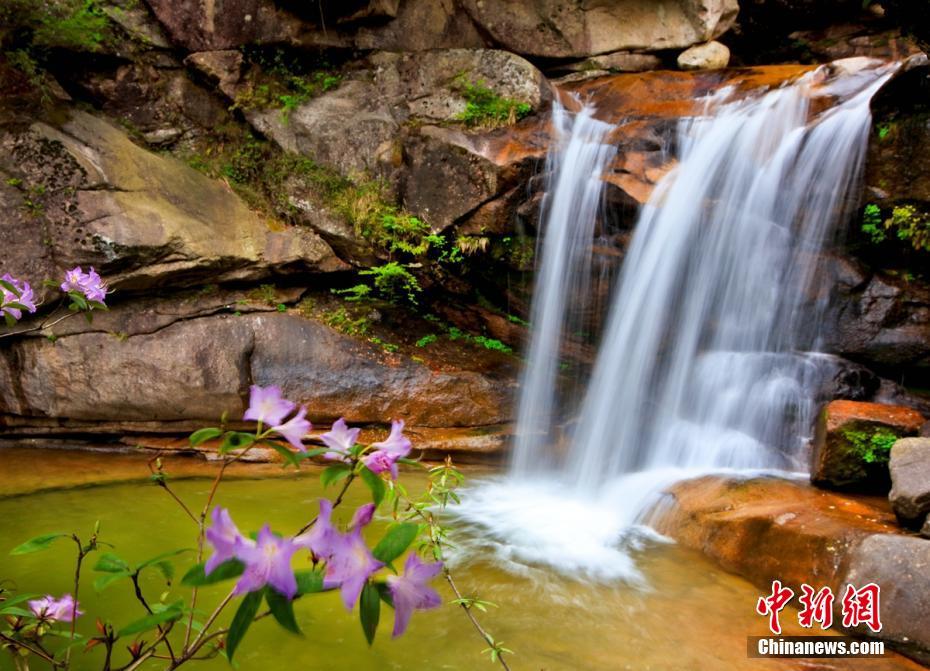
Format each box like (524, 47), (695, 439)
(454, 75), (533, 129)
(323, 306), (370, 336)
(888, 204), (930, 252)
(842, 428), (899, 464)
(861, 203), (885, 244)
(359, 262), (422, 304)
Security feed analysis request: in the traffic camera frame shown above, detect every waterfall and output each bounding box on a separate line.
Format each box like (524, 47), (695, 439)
(511, 104), (617, 476)
(453, 61), (897, 581)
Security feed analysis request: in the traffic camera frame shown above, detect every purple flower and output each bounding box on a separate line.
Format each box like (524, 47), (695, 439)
(243, 385), (295, 427)
(386, 554), (442, 637)
(60, 266), (108, 304)
(294, 499), (338, 558)
(371, 420), (411, 458)
(350, 503), (375, 530)
(234, 525), (299, 600)
(362, 449), (400, 480)
(205, 507), (253, 574)
(321, 507), (384, 610)
(320, 418), (360, 461)
(28, 594), (83, 623)
(1, 273), (37, 321)
(271, 405), (311, 452)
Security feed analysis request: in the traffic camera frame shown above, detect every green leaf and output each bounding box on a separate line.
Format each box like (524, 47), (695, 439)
(94, 552), (131, 573)
(295, 569), (326, 595)
(0, 278), (20, 296)
(295, 447), (330, 460)
(265, 588), (301, 635)
(180, 559), (244, 587)
(0, 593), (40, 609)
(94, 572), (131, 592)
(3, 301), (28, 311)
(360, 466), (386, 506)
(10, 532), (68, 555)
(219, 431), (256, 454)
(226, 590), (263, 661)
(189, 427), (222, 446)
(0, 606), (35, 617)
(137, 548), (192, 571)
(359, 582), (380, 646)
(371, 523), (418, 564)
(267, 441), (301, 467)
(320, 463), (352, 488)
(375, 582), (394, 608)
(118, 601), (184, 638)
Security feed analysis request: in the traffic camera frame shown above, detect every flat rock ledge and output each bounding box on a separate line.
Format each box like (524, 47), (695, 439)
(654, 475), (930, 664)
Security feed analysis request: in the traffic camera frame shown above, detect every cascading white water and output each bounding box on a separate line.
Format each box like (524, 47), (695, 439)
(511, 104), (617, 475)
(452, 60), (898, 582)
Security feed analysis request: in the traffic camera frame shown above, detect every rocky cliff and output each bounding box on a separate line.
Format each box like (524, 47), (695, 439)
(0, 0), (928, 457)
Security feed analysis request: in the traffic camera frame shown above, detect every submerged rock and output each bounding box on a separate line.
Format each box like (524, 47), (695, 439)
(811, 400), (925, 490)
(888, 438), (930, 526)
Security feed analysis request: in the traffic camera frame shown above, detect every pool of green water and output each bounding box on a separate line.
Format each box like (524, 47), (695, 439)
(0, 448), (917, 671)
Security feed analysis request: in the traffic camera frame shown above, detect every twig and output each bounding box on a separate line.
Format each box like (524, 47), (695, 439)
(0, 310), (76, 340)
(296, 471), (355, 536)
(0, 632), (61, 667)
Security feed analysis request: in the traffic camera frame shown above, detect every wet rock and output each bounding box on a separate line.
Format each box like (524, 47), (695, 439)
(826, 268), (930, 373)
(788, 24), (923, 62)
(0, 109), (345, 292)
(657, 475), (930, 660)
(844, 534), (930, 661)
(811, 400), (925, 491)
(455, 0), (739, 58)
(677, 41), (731, 70)
(888, 438), (930, 525)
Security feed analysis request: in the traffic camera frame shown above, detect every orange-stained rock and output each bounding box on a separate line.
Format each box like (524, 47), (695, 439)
(654, 475), (930, 662)
(811, 400), (926, 491)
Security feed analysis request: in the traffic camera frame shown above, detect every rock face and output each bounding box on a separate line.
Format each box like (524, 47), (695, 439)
(142, 0), (738, 59)
(888, 438), (930, 526)
(656, 475), (930, 663)
(0, 109), (345, 293)
(455, 0), (739, 58)
(0, 295), (516, 439)
(677, 41), (731, 69)
(811, 400), (926, 490)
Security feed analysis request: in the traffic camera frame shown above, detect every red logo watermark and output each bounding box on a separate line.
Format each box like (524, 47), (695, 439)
(756, 582), (882, 635)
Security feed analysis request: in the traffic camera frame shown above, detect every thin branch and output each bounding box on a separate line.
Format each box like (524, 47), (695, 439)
(0, 632), (61, 667)
(0, 310), (76, 340)
(296, 472), (355, 536)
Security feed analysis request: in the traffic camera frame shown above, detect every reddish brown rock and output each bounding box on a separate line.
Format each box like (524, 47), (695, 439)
(656, 475), (930, 663)
(811, 400), (926, 491)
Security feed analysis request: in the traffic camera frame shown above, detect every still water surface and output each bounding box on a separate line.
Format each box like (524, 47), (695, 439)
(0, 449), (918, 670)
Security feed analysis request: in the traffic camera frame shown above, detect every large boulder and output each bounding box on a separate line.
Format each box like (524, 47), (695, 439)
(0, 109), (345, 293)
(811, 400), (925, 490)
(0, 301), (515, 430)
(656, 475), (930, 661)
(888, 438), (930, 526)
(456, 0), (739, 58)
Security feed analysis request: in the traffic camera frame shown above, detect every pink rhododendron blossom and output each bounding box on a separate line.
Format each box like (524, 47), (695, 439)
(242, 385), (295, 426)
(293, 499), (338, 558)
(1, 273), (37, 321)
(271, 405), (311, 451)
(386, 554), (442, 637)
(320, 504), (384, 610)
(60, 266), (108, 303)
(320, 418), (360, 461)
(204, 507), (253, 574)
(362, 449), (400, 480)
(234, 526), (299, 599)
(28, 594), (82, 622)
(371, 420), (411, 457)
